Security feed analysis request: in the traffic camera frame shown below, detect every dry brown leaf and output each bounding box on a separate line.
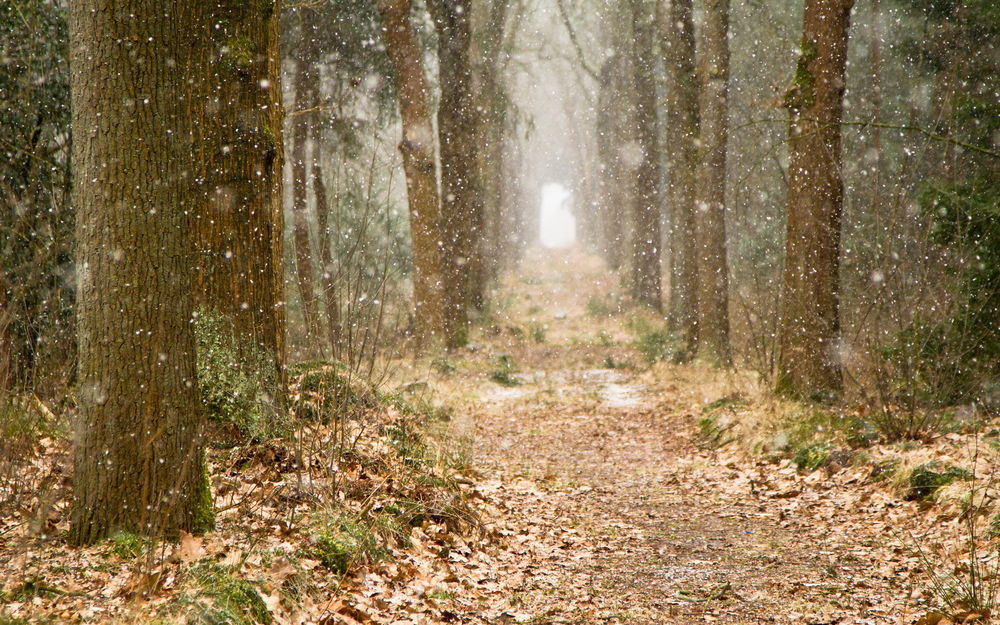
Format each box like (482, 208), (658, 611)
(169, 529), (206, 564)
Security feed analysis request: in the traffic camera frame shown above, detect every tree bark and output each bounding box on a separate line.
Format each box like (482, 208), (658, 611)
(289, 75), (324, 357)
(777, 0), (854, 396)
(473, 0), (510, 289)
(311, 149), (343, 354)
(427, 0), (483, 346)
(694, 0), (732, 366)
(196, 0), (286, 404)
(70, 0), (212, 543)
(596, 55), (629, 271)
(659, 0), (699, 353)
(375, 0), (447, 347)
(629, 0), (663, 310)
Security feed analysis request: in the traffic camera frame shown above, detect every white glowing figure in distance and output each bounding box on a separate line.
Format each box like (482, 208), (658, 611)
(539, 182), (576, 249)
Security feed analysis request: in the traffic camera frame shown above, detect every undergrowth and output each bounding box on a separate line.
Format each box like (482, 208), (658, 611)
(195, 309), (284, 443)
(181, 562), (272, 625)
(626, 312), (682, 363)
(489, 354), (521, 386)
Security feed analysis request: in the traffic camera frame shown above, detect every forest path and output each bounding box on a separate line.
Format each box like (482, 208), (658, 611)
(447, 249), (906, 624)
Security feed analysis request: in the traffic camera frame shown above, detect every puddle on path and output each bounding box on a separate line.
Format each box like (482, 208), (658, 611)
(600, 382), (643, 408)
(479, 368), (646, 409)
(481, 386), (531, 402)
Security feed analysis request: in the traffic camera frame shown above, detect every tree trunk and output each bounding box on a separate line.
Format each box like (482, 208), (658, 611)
(694, 0), (732, 366)
(289, 77), (324, 357)
(777, 0), (854, 396)
(196, 0), (286, 405)
(376, 0), (447, 347)
(311, 150), (343, 355)
(629, 0), (662, 310)
(70, 0), (212, 544)
(427, 0), (483, 347)
(473, 0), (510, 290)
(659, 0), (699, 353)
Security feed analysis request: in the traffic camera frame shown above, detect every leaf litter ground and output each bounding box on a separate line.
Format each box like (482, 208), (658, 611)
(1, 249), (992, 624)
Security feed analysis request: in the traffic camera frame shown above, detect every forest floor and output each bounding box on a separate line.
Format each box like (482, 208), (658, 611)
(428, 248), (981, 625)
(1, 248), (991, 625)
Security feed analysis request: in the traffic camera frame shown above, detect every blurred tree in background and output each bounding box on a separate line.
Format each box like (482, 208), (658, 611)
(0, 0), (72, 394)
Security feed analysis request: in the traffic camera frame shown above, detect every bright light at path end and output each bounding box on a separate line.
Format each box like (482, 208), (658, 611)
(539, 183), (576, 249)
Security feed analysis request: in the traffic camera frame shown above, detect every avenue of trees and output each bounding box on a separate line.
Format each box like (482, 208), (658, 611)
(1, 0), (997, 540)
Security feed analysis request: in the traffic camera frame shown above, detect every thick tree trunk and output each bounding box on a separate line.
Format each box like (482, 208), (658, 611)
(197, 0), (286, 403)
(694, 0), (732, 366)
(376, 0), (447, 347)
(777, 0), (854, 396)
(428, 0), (483, 346)
(659, 0), (699, 353)
(70, 0), (212, 544)
(629, 1), (662, 310)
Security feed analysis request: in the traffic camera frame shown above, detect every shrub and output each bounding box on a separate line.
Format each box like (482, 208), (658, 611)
(586, 295), (622, 317)
(875, 180), (1000, 426)
(107, 530), (146, 559)
(186, 562), (272, 625)
(289, 361), (377, 423)
(793, 443), (833, 471)
(529, 323), (547, 344)
(626, 313), (682, 363)
(308, 514), (384, 575)
(489, 354), (520, 387)
(906, 462), (971, 501)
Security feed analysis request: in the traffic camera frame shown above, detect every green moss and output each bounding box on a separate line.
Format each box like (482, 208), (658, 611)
(191, 455), (216, 535)
(906, 462), (971, 501)
(382, 391), (451, 422)
(430, 356), (457, 375)
(989, 512), (1000, 539)
(220, 35), (255, 76)
(784, 39), (817, 110)
(586, 294), (622, 317)
(257, 0), (276, 18)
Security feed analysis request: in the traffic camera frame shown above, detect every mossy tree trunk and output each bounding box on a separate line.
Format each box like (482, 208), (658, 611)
(375, 0), (447, 348)
(629, 0), (663, 310)
(70, 0), (213, 544)
(777, 0), (854, 397)
(694, 0), (732, 366)
(197, 0), (286, 407)
(659, 0), (699, 355)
